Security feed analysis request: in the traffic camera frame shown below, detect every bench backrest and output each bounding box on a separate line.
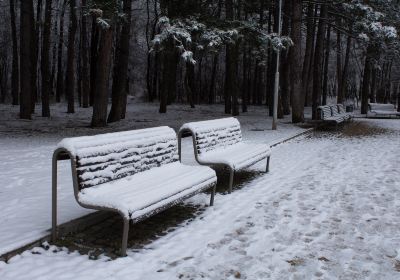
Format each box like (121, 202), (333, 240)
(58, 127), (179, 190)
(318, 106), (332, 120)
(337, 104), (346, 114)
(369, 103), (395, 111)
(331, 105), (340, 116)
(181, 118), (242, 155)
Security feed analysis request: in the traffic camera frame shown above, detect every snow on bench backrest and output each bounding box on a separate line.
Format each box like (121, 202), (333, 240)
(318, 106), (332, 120)
(58, 127), (178, 190)
(369, 103), (395, 112)
(331, 105), (340, 116)
(181, 118), (242, 155)
(337, 104), (346, 114)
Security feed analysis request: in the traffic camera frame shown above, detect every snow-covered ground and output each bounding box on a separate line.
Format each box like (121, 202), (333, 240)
(0, 103), (307, 256)
(1, 113), (399, 279)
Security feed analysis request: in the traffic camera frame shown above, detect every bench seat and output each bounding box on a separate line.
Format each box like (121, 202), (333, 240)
(198, 143), (271, 171)
(78, 162), (216, 220)
(367, 103), (400, 118)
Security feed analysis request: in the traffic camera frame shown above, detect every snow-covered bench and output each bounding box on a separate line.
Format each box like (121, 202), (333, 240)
(52, 127), (217, 256)
(318, 104), (352, 124)
(178, 118), (271, 193)
(367, 103), (400, 118)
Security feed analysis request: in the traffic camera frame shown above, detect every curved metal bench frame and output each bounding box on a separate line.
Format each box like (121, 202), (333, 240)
(178, 128), (270, 194)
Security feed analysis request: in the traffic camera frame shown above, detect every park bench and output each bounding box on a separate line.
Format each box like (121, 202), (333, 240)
(367, 103), (400, 118)
(317, 104), (352, 124)
(52, 126), (217, 256)
(178, 118), (271, 193)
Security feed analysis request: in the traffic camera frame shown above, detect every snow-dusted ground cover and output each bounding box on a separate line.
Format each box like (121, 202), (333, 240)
(0, 102), (306, 256)
(1, 116), (400, 279)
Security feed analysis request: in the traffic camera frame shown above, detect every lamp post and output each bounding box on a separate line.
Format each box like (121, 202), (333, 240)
(272, 0), (282, 130)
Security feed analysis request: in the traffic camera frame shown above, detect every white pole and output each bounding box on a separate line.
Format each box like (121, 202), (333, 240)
(272, 0), (282, 130)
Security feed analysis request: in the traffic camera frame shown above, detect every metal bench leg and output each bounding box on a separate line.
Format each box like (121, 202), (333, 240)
(52, 153), (58, 242)
(266, 156), (270, 173)
(228, 169), (235, 194)
(210, 184), (216, 206)
(121, 218), (130, 257)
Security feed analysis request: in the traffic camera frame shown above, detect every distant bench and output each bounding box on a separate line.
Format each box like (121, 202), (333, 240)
(178, 118), (271, 193)
(318, 104), (352, 124)
(367, 103), (400, 118)
(52, 127), (217, 256)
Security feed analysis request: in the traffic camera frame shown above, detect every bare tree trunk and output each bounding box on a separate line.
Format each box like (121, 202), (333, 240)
(224, 0), (234, 114)
(336, 19), (343, 103)
(322, 24), (331, 106)
(9, 0), (19, 106)
(361, 46), (373, 114)
(65, 0), (77, 113)
(290, 0), (304, 123)
(81, 0), (90, 108)
(41, 0), (53, 117)
(20, 0), (35, 119)
(312, 2), (327, 120)
(56, 1), (65, 103)
(280, 0), (291, 115)
(91, 27), (113, 127)
(341, 35), (352, 104)
(301, 3), (314, 107)
(90, 16), (100, 106)
(108, 0), (133, 123)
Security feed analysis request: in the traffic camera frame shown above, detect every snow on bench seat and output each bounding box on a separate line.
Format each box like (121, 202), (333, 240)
(198, 143), (270, 171)
(78, 162), (216, 220)
(367, 103), (400, 118)
(178, 118), (271, 193)
(52, 126), (217, 256)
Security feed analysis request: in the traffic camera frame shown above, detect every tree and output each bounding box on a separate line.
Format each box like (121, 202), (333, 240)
(20, 0), (35, 119)
(91, 25), (113, 127)
(290, 0), (304, 123)
(41, 0), (53, 117)
(65, 0), (77, 113)
(108, 0), (133, 123)
(9, 0), (19, 106)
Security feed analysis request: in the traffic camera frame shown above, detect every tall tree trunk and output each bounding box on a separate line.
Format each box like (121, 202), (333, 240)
(41, 0), (53, 117)
(9, 0), (19, 105)
(290, 0), (304, 123)
(65, 0), (77, 113)
(90, 16), (100, 106)
(322, 24), (331, 106)
(301, 3), (314, 107)
(91, 27), (113, 127)
(340, 34), (352, 104)
(81, 0), (90, 108)
(312, 2), (327, 120)
(108, 0), (133, 123)
(224, 0), (234, 114)
(56, 1), (65, 103)
(20, 0), (35, 119)
(280, 0), (291, 115)
(361, 46), (373, 114)
(336, 19), (343, 103)
(32, 0), (42, 113)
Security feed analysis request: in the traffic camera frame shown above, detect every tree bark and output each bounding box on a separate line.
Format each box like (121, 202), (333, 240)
(301, 3), (314, 107)
(91, 27), (113, 127)
(20, 0), (35, 119)
(224, 0), (234, 115)
(41, 0), (53, 117)
(56, 1), (65, 103)
(290, 0), (304, 123)
(322, 24), (331, 106)
(312, 2), (327, 120)
(336, 19), (343, 103)
(81, 0), (90, 108)
(361, 46), (373, 114)
(9, 0), (19, 106)
(280, 0), (291, 115)
(108, 0), (133, 123)
(90, 16), (100, 106)
(65, 0), (77, 113)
